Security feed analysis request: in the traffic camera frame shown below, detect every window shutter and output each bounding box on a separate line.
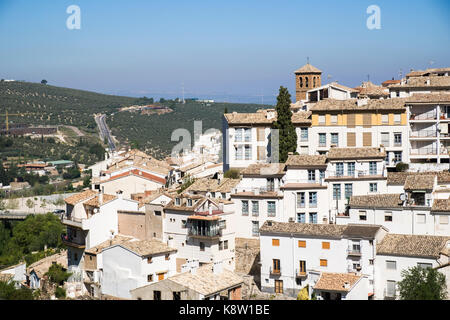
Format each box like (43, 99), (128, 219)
(298, 240), (306, 248)
(347, 132), (356, 147)
(272, 239), (280, 246)
(322, 242), (330, 249)
(363, 132), (372, 146)
(257, 128), (265, 142)
(363, 113), (372, 127)
(257, 146), (266, 160)
(347, 114), (356, 128)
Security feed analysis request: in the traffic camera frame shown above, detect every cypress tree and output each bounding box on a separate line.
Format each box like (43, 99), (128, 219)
(272, 86), (297, 163)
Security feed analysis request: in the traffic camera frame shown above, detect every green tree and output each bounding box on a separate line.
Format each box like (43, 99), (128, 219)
(0, 280), (34, 300)
(397, 266), (447, 300)
(45, 263), (71, 285)
(272, 86), (297, 163)
(26, 199), (35, 212)
(41, 79), (48, 85)
(224, 169), (240, 179)
(224, 107), (229, 114)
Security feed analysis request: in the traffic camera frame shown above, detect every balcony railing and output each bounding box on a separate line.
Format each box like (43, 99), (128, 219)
(296, 269), (307, 278)
(410, 113), (437, 121)
(410, 130), (437, 138)
(252, 211), (259, 217)
(61, 234), (86, 248)
(327, 170), (384, 178)
(347, 248), (362, 256)
(188, 227), (222, 239)
(410, 148), (438, 155)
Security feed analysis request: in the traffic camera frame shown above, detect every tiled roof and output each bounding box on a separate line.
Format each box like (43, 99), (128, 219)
(349, 194), (402, 208)
(431, 199), (450, 213)
(285, 155), (327, 167)
(224, 110), (311, 125)
(404, 174), (435, 190)
(64, 189), (98, 205)
(259, 221), (346, 238)
(330, 82), (360, 93)
(327, 147), (385, 160)
(377, 234), (450, 259)
(382, 80), (401, 87)
(405, 93), (450, 104)
(310, 98), (406, 111)
(387, 171), (450, 185)
(240, 163), (285, 176)
(167, 264), (244, 296)
(83, 194), (117, 207)
(27, 250), (68, 278)
(116, 239), (177, 257)
(186, 178), (241, 193)
(85, 235), (135, 255)
(101, 169), (167, 185)
(314, 272), (362, 292)
(354, 81), (389, 97)
(280, 183), (327, 190)
(231, 191), (283, 199)
(390, 76), (450, 88)
(294, 63), (322, 74)
(260, 221), (383, 239)
(108, 149), (172, 175)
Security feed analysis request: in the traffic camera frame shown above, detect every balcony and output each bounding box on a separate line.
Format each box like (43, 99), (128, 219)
(347, 248), (362, 257)
(269, 267), (281, 276)
(61, 214), (84, 229)
(251, 211), (259, 217)
(410, 148), (438, 156)
(188, 220), (223, 240)
(410, 130), (438, 139)
(410, 113), (437, 121)
(327, 170), (384, 179)
(61, 234), (86, 249)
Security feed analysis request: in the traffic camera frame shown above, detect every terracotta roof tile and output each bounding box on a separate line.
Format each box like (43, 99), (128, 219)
(405, 93), (450, 104)
(314, 272), (362, 292)
(83, 194), (117, 207)
(431, 199), (450, 212)
(294, 63), (322, 74)
(64, 190), (98, 205)
(240, 163), (285, 176)
(327, 147), (385, 160)
(285, 155), (327, 167)
(387, 171), (450, 185)
(310, 98), (406, 112)
(224, 110), (311, 126)
(403, 174), (435, 190)
(349, 194), (402, 208)
(377, 234), (450, 259)
(117, 239), (177, 257)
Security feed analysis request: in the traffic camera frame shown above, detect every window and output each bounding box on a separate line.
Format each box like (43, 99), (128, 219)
(153, 291), (161, 300)
(165, 254), (170, 261)
(308, 170), (316, 182)
(272, 259), (281, 273)
(297, 213), (306, 223)
(386, 261), (397, 270)
(439, 216), (449, 225)
(385, 212), (393, 222)
(381, 132), (390, 147)
(309, 213), (317, 224)
(394, 151), (402, 163)
(272, 239), (280, 246)
(331, 133), (339, 146)
(369, 183), (378, 192)
(322, 242), (330, 249)
(345, 184), (353, 199)
(224, 240), (228, 250)
(267, 178), (275, 192)
(347, 132), (356, 146)
(369, 162), (377, 175)
(313, 77), (316, 87)
(242, 201), (249, 215)
(147, 257), (153, 264)
(252, 201), (259, 216)
(297, 192), (305, 208)
(347, 114), (356, 128)
(181, 220), (187, 228)
(319, 133), (326, 146)
(336, 163), (344, 176)
(200, 242), (205, 252)
(305, 77), (309, 88)
(299, 77), (303, 88)
(252, 221), (259, 236)
(299, 260), (307, 274)
(331, 115), (338, 125)
(235, 128), (243, 142)
(298, 240), (306, 248)
(417, 263), (432, 269)
(320, 259), (328, 267)
(394, 114), (401, 124)
(347, 162), (355, 176)
(267, 201), (276, 217)
(244, 145), (252, 160)
(369, 259), (374, 265)
(363, 132), (372, 147)
(235, 145), (243, 160)
(382, 114), (389, 124)
(309, 192), (317, 208)
(359, 211), (367, 221)
(301, 128), (308, 141)
(173, 292), (181, 300)
(275, 280), (283, 294)
(385, 152), (390, 166)
(363, 113), (372, 127)
(333, 184), (341, 200)
(257, 127), (265, 142)
(147, 274), (153, 282)
(319, 170), (325, 181)
(386, 281), (396, 297)
(219, 241), (224, 251)
(394, 133), (402, 146)
(416, 214), (426, 224)
(175, 198), (181, 206)
(154, 210), (161, 216)
(244, 128), (252, 142)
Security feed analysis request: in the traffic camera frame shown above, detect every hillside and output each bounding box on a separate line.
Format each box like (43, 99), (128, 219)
(0, 81), (272, 159)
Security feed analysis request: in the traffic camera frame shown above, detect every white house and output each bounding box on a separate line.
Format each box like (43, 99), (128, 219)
(374, 233), (450, 300)
(259, 220), (387, 299)
(101, 238), (177, 299)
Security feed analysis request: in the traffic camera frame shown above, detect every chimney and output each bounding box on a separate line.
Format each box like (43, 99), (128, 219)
(343, 282), (350, 290)
(190, 259), (199, 274)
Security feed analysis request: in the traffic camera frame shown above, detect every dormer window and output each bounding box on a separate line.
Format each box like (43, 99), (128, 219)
(187, 199), (192, 207)
(175, 198), (181, 206)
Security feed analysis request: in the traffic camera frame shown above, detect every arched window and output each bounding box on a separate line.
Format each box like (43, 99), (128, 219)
(313, 77), (316, 87)
(305, 77), (309, 88)
(299, 77), (303, 88)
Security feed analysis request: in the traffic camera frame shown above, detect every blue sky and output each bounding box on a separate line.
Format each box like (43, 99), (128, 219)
(0, 0), (449, 103)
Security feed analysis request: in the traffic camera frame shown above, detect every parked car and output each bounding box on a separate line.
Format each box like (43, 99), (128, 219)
(53, 209), (65, 214)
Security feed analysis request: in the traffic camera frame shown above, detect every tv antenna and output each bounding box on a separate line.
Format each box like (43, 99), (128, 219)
(181, 82), (185, 104)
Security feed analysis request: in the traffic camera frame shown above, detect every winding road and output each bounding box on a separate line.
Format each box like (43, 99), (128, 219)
(95, 114), (116, 151)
